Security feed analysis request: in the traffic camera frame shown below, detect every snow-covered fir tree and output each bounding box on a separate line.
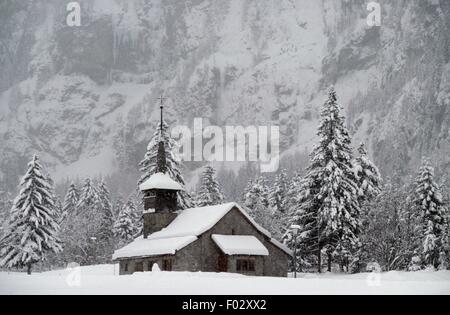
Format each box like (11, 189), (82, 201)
(126, 191), (143, 236)
(353, 143), (382, 203)
(138, 120), (193, 209)
(113, 195), (125, 218)
(77, 178), (100, 214)
(0, 155), (62, 274)
(113, 200), (139, 244)
(290, 87), (361, 273)
(243, 176), (274, 233)
(196, 166), (225, 207)
(284, 171), (302, 215)
(413, 159), (447, 268)
(97, 180), (114, 241)
(269, 169), (289, 214)
(61, 183), (79, 223)
(45, 174), (62, 223)
(268, 169), (290, 239)
(350, 143), (382, 272)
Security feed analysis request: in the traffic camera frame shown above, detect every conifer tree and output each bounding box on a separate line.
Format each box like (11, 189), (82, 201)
(353, 143), (382, 203)
(268, 169), (290, 238)
(113, 195), (125, 218)
(269, 169), (289, 214)
(350, 143), (382, 271)
(196, 166), (225, 207)
(77, 178), (100, 214)
(244, 176), (272, 231)
(413, 159), (447, 268)
(284, 172), (302, 215)
(138, 121), (193, 209)
(113, 200), (138, 243)
(61, 183), (79, 223)
(290, 87), (361, 273)
(0, 155), (62, 274)
(98, 180), (114, 241)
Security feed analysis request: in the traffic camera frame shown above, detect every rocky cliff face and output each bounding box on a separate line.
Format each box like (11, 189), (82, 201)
(0, 0), (449, 191)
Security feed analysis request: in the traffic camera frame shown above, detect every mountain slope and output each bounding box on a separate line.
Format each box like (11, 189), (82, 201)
(0, 0), (449, 192)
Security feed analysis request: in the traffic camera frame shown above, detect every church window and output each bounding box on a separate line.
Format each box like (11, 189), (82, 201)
(135, 262), (144, 272)
(163, 259), (172, 271)
(236, 259), (255, 272)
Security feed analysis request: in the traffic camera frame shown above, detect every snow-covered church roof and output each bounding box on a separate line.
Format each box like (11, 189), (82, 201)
(139, 172), (184, 191)
(112, 236), (197, 260)
(212, 234), (269, 256)
(112, 202), (292, 260)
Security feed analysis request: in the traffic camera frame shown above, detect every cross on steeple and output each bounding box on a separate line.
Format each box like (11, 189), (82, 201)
(157, 94), (167, 134)
(156, 94), (167, 174)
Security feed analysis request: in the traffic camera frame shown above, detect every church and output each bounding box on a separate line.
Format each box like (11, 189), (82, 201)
(112, 105), (292, 277)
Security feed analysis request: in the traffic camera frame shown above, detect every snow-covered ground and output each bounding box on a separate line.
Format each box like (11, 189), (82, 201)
(0, 265), (449, 295)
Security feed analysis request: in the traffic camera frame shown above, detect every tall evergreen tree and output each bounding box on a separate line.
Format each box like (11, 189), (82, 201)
(113, 200), (138, 244)
(350, 143), (382, 272)
(269, 169), (289, 214)
(113, 195), (125, 218)
(284, 171), (302, 215)
(77, 178), (100, 214)
(0, 155), (62, 274)
(61, 183), (79, 223)
(268, 169), (290, 238)
(96, 180), (115, 261)
(98, 180), (114, 240)
(290, 87), (361, 273)
(138, 121), (193, 209)
(196, 166), (225, 207)
(244, 176), (273, 231)
(353, 143), (382, 203)
(413, 159), (447, 268)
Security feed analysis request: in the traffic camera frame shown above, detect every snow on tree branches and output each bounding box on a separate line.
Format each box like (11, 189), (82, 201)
(60, 178), (116, 265)
(289, 87), (361, 272)
(97, 180), (115, 243)
(353, 143), (382, 203)
(243, 176), (273, 231)
(0, 155), (62, 274)
(61, 183), (79, 223)
(113, 200), (139, 244)
(196, 166), (225, 207)
(269, 169), (289, 214)
(413, 159), (447, 268)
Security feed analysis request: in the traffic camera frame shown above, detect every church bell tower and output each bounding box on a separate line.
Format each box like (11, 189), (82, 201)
(139, 97), (183, 238)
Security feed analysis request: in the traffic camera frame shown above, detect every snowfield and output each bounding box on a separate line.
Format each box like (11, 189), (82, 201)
(0, 265), (449, 295)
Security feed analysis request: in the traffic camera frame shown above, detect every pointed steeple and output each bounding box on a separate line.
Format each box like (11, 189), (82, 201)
(139, 95), (183, 238)
(156, 96), (167, 174)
